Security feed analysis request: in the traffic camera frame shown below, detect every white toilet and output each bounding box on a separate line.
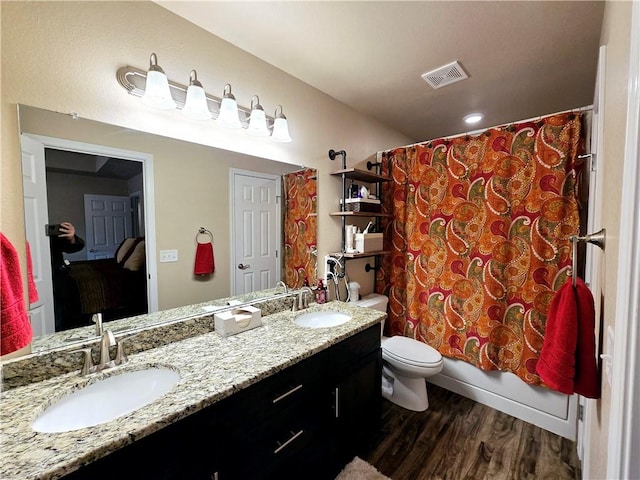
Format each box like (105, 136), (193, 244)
(356, 293), (443, 412)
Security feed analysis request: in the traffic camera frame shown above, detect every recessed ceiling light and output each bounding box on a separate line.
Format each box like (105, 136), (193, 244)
(463, 113), (483, 124)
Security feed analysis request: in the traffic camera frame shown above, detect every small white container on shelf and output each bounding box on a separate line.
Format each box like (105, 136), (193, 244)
(345, 225), (356, 252)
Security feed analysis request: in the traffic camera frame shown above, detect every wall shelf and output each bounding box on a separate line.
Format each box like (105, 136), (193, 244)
(330, 250), (391, 259)
(329, 211), (393, 218)
(330, 168), (391, 184)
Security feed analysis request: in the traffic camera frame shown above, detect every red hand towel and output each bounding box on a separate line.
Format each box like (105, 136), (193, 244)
(194, 242), (215, 275)
(26, 241), (39, 304)
(536, 279), (578, 394)
(574, 278), (601, 398)
(1, 233), (34, 356)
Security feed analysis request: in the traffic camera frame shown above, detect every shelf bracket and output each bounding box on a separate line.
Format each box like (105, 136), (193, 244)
(328, 149), (347, 170)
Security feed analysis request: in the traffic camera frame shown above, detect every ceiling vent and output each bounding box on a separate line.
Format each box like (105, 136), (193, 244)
(421, 61), (469, 89)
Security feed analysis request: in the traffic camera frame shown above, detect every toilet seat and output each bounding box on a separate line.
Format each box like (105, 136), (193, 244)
(382, 336), (442, 368)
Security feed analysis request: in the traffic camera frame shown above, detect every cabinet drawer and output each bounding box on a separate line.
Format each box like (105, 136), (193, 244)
(228, 412), (325, 480)
(224, 348), (328, 421)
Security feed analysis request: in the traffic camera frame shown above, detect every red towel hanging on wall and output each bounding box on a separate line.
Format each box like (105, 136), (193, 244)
(536, 278), (601, 398)
(26, 241), (39, 304)
(194, 242), (215, 276)
(573, 278), (601, 398)
(1, 233), (34, 356)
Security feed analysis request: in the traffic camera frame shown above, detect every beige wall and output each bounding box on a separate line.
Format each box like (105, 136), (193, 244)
(585, 0), (632, 477)
(1, 2), (412, 314)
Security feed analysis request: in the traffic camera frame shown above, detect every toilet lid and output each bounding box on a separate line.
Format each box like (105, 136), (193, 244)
(382, 336), (442, 367)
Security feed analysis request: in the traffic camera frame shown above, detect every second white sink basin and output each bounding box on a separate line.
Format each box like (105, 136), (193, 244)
(31, 367), (180, 433)
(294, 311), (352, 328)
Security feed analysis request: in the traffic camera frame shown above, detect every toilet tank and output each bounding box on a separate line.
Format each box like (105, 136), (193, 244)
(356, 293), (388, 312)
(356, 294), (388, 336)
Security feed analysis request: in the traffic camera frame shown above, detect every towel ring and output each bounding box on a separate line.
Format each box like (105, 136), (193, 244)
(570, 228), (606, 287)
(196, 227), (213, 244)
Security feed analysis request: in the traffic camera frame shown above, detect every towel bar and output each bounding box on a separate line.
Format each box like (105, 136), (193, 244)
(570, 228), (606, 286)
(196, 227), (213, 243)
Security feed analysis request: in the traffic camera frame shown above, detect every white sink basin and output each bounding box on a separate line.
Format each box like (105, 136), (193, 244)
(294, 311), (352, 328)
(31, 367), (180, 433)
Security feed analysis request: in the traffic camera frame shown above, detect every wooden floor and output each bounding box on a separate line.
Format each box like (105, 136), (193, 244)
(363, 383), (582, 480)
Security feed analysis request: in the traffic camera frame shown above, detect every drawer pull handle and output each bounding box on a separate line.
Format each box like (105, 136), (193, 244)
(272, 384), (303, 404)
(274, 429), (304, 454)
(334, 387), (340, 418)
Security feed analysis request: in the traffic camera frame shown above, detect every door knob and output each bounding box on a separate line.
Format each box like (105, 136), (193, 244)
(237, 263), (251, 270)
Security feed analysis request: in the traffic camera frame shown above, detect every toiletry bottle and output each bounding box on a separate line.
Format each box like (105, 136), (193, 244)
(316, 279), (326, 304)
(350, 181), (359, 198)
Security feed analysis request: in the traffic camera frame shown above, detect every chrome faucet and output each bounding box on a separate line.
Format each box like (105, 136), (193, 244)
(276, 280), (288, 294)
(297, 286), (314, 310)
(72, 329), (129, 376)
(98, 330), (117, 370)
(92, 312), (103, 336)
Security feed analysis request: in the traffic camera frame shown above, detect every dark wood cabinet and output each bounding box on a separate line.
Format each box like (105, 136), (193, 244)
(63, 324), (381, 480)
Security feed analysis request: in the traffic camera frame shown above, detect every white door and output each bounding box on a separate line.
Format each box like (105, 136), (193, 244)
(84, 194), (132, 260)
(231, 170), (280, 294)
(20, 135), (55, 336)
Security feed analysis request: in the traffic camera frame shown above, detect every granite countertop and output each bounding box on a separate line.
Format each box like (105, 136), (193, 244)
(0, 301), (384, 480)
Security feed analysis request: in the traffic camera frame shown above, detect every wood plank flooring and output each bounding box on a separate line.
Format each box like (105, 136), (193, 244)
(362, 383), (582, 480)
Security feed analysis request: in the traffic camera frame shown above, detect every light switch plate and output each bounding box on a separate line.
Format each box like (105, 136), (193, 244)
(605, 326), (614, 386)
(159, 249), (178, 262)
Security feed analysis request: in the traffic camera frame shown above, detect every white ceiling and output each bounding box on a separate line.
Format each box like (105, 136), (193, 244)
(157, 1), (605, 142)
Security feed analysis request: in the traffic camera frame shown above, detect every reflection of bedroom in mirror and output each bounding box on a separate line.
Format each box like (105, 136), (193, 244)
(23, 139), (149, 336)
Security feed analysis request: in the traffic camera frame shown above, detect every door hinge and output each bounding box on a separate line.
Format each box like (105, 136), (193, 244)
(578, 404), (584, 421)
(275, 250), (278, 258)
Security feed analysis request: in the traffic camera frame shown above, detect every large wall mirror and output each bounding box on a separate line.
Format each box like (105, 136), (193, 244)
(18, 105), (317, 353)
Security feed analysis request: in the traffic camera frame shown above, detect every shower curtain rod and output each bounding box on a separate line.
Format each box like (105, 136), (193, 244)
(377, 104), (594, 155)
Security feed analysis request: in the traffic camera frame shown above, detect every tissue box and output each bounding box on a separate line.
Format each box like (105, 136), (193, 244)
(355, 233), (383, 253)
(215, 306), (262, 337)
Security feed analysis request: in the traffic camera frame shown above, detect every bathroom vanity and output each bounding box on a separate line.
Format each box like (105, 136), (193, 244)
(0, 301), (384, 480)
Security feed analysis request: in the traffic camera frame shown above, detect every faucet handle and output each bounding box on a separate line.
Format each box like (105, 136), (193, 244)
(114, 334), (138, 365)
(71, 347), (95, 376)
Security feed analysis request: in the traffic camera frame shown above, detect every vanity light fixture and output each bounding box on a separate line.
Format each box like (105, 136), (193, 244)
(271, 105), (292, 143)
(247, 95), (270, 137)
(216, 84), (242, 129)
(182, 70), (212, 120)
(116, 53), (293, 142)
(463, 112), (483, 124)
(140, 53), (176, 110)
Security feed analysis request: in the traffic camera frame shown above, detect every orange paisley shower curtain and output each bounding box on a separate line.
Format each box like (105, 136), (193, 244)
(283, 169), (317, 288)
(377, 113), (585, 386)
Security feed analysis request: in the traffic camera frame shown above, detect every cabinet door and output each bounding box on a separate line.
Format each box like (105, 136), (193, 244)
(331, 349), (382, 469)
(62, 398), (229, 480)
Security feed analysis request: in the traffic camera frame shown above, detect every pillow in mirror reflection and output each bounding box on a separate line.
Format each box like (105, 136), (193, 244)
(115, 237), (145, 271)
(123, 241), (145, 271)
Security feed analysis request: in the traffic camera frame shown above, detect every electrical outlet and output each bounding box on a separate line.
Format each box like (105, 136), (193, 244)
(159, 249), (178, 263)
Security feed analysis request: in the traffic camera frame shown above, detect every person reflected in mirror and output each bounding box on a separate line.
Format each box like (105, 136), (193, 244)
(50, 221), (85, 331)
